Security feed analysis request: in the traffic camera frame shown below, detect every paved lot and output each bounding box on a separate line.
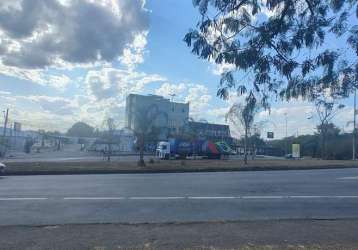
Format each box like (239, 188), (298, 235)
(1, 168), (358, 226)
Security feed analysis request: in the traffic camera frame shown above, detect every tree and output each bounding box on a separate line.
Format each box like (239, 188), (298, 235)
(248, 128), (266, 159)
(225, 94), (259, 164)
(24, 138), (34, 154)
(317, 123), (341, 158)
(314, 98), (344, 159)
(67, 122), (94, 138)
(131, 104), (167, 166)
(102, 118), (117, 162)
(184, 0), (358, 106)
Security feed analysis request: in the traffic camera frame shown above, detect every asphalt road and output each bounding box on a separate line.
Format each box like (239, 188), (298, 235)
(1, 168), (358, 226)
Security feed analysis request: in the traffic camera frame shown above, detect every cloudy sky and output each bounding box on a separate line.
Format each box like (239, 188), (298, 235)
(0, 0), (354, 138)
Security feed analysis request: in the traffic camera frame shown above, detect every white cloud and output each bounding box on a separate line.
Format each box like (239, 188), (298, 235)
(155, 82), (187, 98)
(211, 62), (236, 76)
(0, 90), (10, 95)
(0, 64), (71, 91)
(85, 67), (166, 101)
(0, 0), (149, 69)
(0, 93), (78, 131)
(185, 84), (212, 118)
(0, 0), (149, 91)
(155, 82), (214, 121)
(27, 95), (76, 116)
(120, 31), (148, 69)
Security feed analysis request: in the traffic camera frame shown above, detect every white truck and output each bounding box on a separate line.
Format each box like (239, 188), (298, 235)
(156, 141), (171, 159)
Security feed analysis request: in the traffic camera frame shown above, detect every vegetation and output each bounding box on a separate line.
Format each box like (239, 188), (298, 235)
(226, 94), (260, 164)
(185, 0), (358, 107)
(269, 123), (356, 160)
(313, 98), (345, 159)
(67, 122), (94, 138)
(102, 118), (117, 162)
(24, 138), (34, 154)
(131, 104), (167, 166)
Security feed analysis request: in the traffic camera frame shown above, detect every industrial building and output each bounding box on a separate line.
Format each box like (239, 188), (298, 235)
(125, 94), (232, 143)
(188, 121), (231, 141)
(125, 94), (189, 139)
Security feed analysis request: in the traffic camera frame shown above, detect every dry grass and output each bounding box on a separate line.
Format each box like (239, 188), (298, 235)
(3, 158), (358, 175)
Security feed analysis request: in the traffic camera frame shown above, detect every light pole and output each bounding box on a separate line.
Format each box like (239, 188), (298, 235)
(353, 88), (356, 160)
(284, 113), (288, 155)
(2, 109), (9, 138)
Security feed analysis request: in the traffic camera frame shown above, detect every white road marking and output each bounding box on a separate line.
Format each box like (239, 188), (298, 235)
(0, 198), (48, 201)
(1, 196), (358, 201)
(288, 196), (328, 199)
(188, 196), (236, 199)
(338, 176), (358, 180)
(128, 196), (185, 200)
(63, 197), (125, 200)
(241, 196), (284, 199)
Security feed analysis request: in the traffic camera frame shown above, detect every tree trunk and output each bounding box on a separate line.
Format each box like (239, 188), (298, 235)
(321, 127), (327, 160)
(244, 127), (248, 164)
(138, 135), (145, 166)
(107, 143), (111, 162)
(252, 143), (256, 160)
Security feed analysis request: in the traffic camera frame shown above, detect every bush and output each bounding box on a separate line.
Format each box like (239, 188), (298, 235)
(149, 158), (155, 164)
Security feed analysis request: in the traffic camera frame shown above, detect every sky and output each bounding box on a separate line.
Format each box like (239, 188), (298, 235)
(0, 0), (355, 139)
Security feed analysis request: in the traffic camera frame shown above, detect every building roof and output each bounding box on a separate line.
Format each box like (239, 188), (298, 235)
(127, 93), (189, 105)
(188, 121), (230, 129)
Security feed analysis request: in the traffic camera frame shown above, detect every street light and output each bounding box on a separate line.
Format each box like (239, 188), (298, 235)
(284, 113), (288, 155)
(353, 88), (356, 160)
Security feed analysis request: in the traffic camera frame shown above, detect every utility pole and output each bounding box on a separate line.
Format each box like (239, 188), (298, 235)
(169, 94), (177, 135)
(3, 108), (9, 137)
(284, 113), (288, 155)
(169, 94), (176, 103)
(353, 88), (356, 160)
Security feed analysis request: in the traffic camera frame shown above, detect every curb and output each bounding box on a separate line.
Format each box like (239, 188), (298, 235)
(3, 165), (358, 176)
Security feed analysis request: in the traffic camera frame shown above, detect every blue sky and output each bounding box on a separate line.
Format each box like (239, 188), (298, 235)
(0, 0), (355, 138)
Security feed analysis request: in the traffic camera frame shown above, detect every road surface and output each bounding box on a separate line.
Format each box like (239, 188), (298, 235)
(1, 168), (358, 226)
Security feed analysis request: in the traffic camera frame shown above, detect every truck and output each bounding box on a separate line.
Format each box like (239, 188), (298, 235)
(156, 138), (235, 160)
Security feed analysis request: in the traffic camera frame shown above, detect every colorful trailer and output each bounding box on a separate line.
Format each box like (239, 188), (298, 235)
(156, 138), (235, 159)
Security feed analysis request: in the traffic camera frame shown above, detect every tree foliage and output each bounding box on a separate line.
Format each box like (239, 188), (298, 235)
(225, 94), (260, 163)
(131, 104), (168, 166)
(313, 97), (344, 158)
(269, 123), (356, 159)
(102, 118), (117, 162)
(67, 122), (94, 138)
(185, 0), (358, 107)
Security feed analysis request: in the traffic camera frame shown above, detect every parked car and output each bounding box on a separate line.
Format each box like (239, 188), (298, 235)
(285, 154), (293, 159)
(0, 162), (6, 175)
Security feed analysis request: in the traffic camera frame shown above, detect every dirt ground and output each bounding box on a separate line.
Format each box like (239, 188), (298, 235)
(3, 158), (358, 175)
(1, 219), (358, 250)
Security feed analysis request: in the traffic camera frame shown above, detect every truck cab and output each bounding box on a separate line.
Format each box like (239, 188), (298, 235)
(156, 141), (170, 159)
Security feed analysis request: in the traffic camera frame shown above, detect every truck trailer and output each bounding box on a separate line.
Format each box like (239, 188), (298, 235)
(156, 138), (235, 160)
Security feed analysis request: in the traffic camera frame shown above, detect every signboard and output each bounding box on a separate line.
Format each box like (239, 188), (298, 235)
(267, 132), (274, 139)
(13, 122), (21, 132)
(292, 144), (300, 158)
